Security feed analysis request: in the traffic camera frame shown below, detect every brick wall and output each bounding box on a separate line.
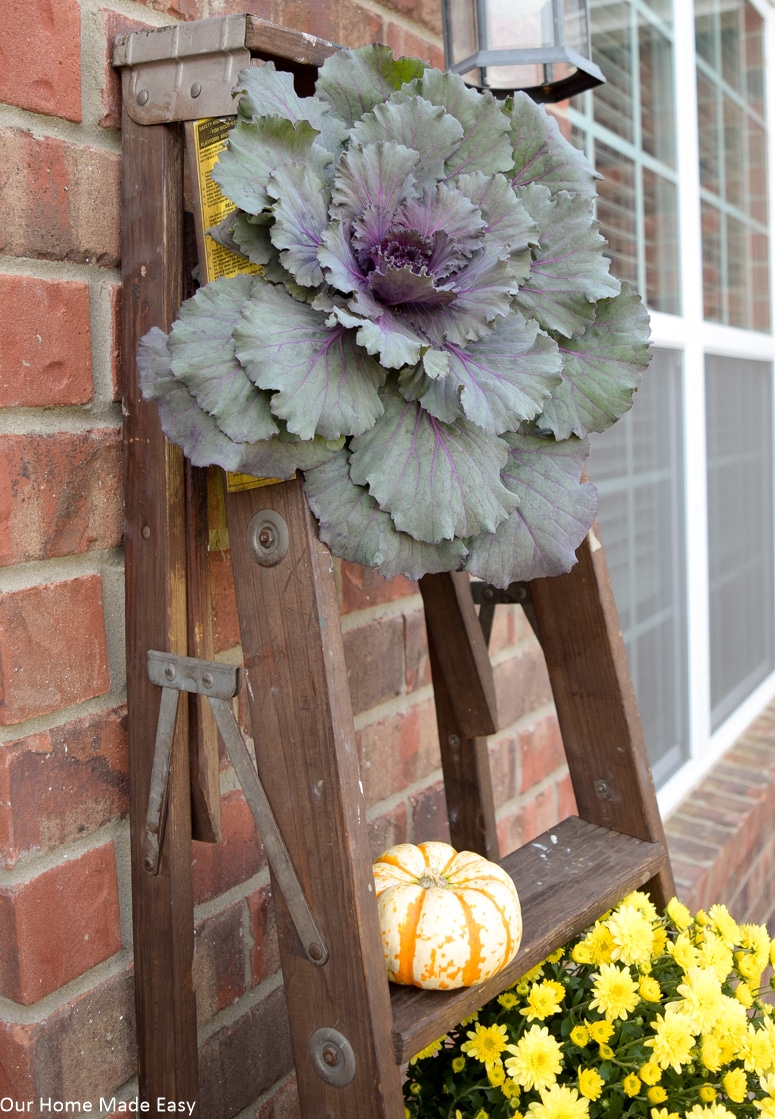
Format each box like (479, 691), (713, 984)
(0, 1), (772, 1117)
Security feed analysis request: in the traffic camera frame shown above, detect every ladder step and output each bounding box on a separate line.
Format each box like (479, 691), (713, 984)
(389, 815), (668, 1064)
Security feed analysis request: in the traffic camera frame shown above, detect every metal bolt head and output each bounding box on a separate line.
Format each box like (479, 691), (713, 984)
(448, 733), (461, 749)
(190, 81), (202, 98)
(258, 525), (276, 549)
(595, 779), (610, 798)
(141, 524), (151, 539)
(164, 664), (176, 682)
(308, 942), (324, 962)
(137, 89), (149, 105)
(322, 1044), (340, 1068)
(201, 673), (213, 690)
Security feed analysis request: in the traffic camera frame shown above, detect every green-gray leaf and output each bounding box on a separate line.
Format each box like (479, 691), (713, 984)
(234, 281), (386, 441)
(515, 184), (620, 337)
(213, 116), (328, 215)
(465, 431), (597, 586)
(304, 454), (468, 581)
(537, 283), (652, 439)
(315, 44), (428, 129)
(348, 393), (517, 543)
(168, 275), (279, 445)
(508, 92), (598, 198)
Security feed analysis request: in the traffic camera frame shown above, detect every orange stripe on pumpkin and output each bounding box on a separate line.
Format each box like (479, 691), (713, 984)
(395, 887), (426, 985)
(457, 894), (485, 987)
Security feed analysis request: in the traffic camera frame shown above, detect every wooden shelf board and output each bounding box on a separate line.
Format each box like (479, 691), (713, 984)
(390, 815), (668, 1064)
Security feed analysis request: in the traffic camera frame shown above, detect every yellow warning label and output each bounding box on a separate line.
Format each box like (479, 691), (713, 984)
(191, 118), (281, 494)
(191, 117), (262, 284)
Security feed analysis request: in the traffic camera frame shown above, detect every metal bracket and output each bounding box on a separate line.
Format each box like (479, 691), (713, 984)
(114, 15), (251, 124)
(144, 650), (329, 966)
(469, 580), (539, 644)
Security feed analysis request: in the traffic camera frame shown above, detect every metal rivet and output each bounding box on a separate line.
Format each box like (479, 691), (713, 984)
(448, 733), (461, 749)
(201, 673), (213, 690)
(141, 525), (151, 539)
(137, 89), (149, 105)
(164, 664), (176, 682)
(247, 509), (289, 568)
(190, 82), (202, 98)
(308, 942), (324, 962)
(309, 1027), (356, 1087)
(595, 779), (609, 798)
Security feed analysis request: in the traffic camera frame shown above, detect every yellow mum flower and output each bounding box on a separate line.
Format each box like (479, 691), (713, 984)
(607, 904), (655, 969)
(598, 1043), (615, 1060)
(648, 1087), (668, 1104)
(570, 1025), (589, 1047)
(669, 931), (700, 971)
(410, 1037), (444, 1061)
(650, 1110), (680, 1119)
(572, 942), (594, 965)
(526, 1084), (589, 1119)
(722, 1068), (747, 1103)
(701, 1036), (723, 1073)
(499, 991), (519, 1009)
(644, 1011), (696, 1072)
(505, 1026), (563, 1092)
(675, 965), (724, 1033)
(488, 1061), (506, 1087)
(521, 980), (566, 1021)
(462, 1022), (510, 1067)
(686, 1105), (735, 1119)
(708, 904), (740, 947)
(742, 1023), (775, 1077)
(623, 1074), (642, 1097)
(640, 1062), (662, 1085)
(639, 976), (662, 1002)
(699, 1085), (717, 1102)
(584, 923), (616, 966)
(755, 1101), (775, 1119)
(589, 963), (640, 1021)
(736, 982), (755, 1007)
(502, 1079), (521, 1100)
(622, 890), (659, 922)
(586, 1019), (614, 1043)
(547, 948), (565, 964)
(577, 1068), (604, 1101)
(452, 1056), (466, 1073)
(697, 931), (734, 983)
(666, 897), (693, 930)
(473, 1110), (490, 1119)
(651, 926), (668, 958)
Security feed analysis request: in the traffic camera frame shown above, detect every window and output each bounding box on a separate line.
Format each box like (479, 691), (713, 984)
(590, 350), (688, 785)
(705, 356), (774, 728)
(568, 0), (775, 801)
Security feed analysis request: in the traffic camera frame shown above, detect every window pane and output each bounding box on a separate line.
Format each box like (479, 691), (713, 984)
(595, 142), (638, 288)
(706, 356), (774, 730)
(643, 168), (680, 313)
(640, 17), (675, 166)
(696, 0), (769, 331)
(591, 3), (635, 144)
(590, 349), (688, 785)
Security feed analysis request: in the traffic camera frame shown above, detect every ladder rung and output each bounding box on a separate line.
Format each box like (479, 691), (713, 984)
(389, 815), (668, 1064)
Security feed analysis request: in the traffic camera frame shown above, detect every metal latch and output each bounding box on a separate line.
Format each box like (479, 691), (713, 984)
(144, 650), (329, 966)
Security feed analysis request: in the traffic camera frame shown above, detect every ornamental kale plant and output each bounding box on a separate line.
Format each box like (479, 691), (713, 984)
(403, 894), (775, 1119)
(138, 44), (651, 587)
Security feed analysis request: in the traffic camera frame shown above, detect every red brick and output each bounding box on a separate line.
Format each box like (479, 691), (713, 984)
(557, 771), (578, 820)
(404, 607), (431, 691)
(0, 130), (120, 267)
(367, 802), (408, 858)
(248, 883), (281, 987)
(194, 901), (249, 1023)
(384, 23), (443, 68)
(0, 706), (128, 869)
(0, 275), (93, 407)
(0, 0), (81, 121)
(0, 966), (135, 1107)
(337, 557), (417, 614)
(0, 842), (122, 1004)
(488, 731), (518, 810)
(409, 780), (450, 844)
(198, 985), (293, 1119)
(494, 643), (552, 729)
(0, 430), (122, 565)
(100, 10), (153, 130)
(518, 712), (566, 793)
(109, 282), (123, 400)
(192, 789), (266, 905)
(343, 614), (406, 714)
(252, 1077), (300, 1119)
(357, 698), (440, 807)
(0, 576), (111, 726)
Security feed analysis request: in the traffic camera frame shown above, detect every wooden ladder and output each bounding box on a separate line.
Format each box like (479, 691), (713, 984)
(116, 15), (674, 1118)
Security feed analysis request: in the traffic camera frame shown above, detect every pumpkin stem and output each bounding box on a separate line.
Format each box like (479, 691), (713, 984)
(417, 872), (448, 890)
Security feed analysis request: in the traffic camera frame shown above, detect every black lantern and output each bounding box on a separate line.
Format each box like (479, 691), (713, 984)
(441, 0), (605, 103)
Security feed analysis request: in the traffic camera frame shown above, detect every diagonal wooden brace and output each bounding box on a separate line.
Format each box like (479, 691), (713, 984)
(144, 649), (329, 965)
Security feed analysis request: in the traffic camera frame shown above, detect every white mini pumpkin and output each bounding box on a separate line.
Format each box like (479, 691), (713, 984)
(372, 840), (522, 990)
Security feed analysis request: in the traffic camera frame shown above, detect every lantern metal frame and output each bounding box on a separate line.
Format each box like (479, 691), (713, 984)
(441, 0), (606, 102)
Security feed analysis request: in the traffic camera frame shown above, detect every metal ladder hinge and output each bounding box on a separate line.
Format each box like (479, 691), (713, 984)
(144, 649), (329, 966)
(469, 580), (539, 645)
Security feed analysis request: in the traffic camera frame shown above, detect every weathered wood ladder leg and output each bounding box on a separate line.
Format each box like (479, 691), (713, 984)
(224, 478), (406, 1119)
